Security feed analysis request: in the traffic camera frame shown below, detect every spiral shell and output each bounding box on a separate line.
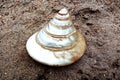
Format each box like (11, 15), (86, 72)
(26, 8), (86, 66)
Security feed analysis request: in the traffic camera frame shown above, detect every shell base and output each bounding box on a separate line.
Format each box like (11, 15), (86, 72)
(26, 32), (86, 66)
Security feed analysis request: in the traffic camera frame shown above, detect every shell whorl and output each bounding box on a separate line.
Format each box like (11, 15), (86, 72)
(37, 8), (78, 50)
(45, 8), (76, 36)
(50, 8), (72, 29)
(55, 8), (70, 21)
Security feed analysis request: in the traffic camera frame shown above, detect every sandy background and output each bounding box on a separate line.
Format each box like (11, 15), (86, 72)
(0, 0), (120, 80)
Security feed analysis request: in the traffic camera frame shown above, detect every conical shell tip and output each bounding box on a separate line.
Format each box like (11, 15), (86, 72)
(59, 7), (68, 15)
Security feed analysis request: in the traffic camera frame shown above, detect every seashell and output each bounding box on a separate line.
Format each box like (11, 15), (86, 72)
(26, 8), (86, 66)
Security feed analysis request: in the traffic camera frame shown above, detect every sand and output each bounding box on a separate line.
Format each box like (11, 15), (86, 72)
(0, 0), (120, 80)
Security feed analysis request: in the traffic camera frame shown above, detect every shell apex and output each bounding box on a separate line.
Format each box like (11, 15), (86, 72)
(58, 7), (68, 15)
